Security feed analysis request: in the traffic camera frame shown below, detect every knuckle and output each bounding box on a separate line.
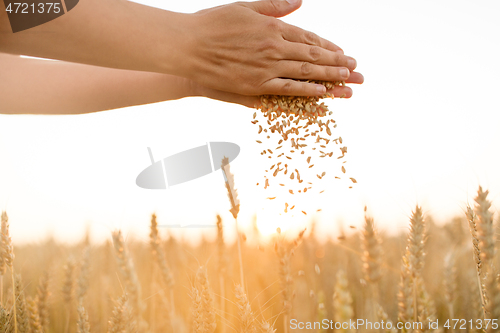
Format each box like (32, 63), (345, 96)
(281, 81), (294, 95)
(265, 18), (281, 32)
(309, 46), (321, 62)
(259, 38), (279, 54)
(300, 62), (313, 76)
(304, 31), (319, 45)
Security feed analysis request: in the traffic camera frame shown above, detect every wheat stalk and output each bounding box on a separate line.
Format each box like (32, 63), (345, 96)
(216, 215), (226, 333)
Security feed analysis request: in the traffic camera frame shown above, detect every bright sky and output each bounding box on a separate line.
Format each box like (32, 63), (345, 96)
(1, 0), (499, 245)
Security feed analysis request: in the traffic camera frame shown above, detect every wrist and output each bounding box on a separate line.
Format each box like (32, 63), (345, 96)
(154, 11), (197, 78)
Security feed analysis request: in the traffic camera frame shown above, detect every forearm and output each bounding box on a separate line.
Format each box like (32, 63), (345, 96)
(0, 53), (197, 114)
(0, 0), (187, 75)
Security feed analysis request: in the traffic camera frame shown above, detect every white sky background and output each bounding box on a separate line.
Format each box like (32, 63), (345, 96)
(1, 0), (500, 245)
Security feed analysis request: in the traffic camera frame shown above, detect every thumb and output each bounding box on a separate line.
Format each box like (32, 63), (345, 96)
(242, 0), (302, 18)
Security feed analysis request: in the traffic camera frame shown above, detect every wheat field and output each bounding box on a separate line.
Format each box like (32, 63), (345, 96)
(0, 185), (499, 333)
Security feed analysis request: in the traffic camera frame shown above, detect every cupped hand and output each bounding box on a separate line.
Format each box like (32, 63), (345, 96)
(181, 0), (363, 97)
(191, 74), (364, 109)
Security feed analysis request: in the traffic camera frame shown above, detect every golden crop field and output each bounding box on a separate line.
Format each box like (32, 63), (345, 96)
(0, 184), (499, 333)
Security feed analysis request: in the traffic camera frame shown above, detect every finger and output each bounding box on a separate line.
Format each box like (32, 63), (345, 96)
(328, 86), (353, 98)
(276, 60), (351, 82)
(238, 0), (302, 18)
(281, 22), (343, 54)
(281, 41), (356, 70)
(345, 72), (364, 84)
(260, 78), (328, 96)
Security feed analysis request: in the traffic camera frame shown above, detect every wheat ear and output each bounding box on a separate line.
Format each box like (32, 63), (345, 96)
(1, 211), (16, 333)
(196, 266), (217, 333)
(77, 300), (91, 333)
(111, 230), (142, 316)
(77, 246), (90, 303)
(274, 228), (305, 333)
(235, 284), (257, 333)
(107, 293), (135, 333)
(149, 213), (175, 311)
(36, 271), (50, 332)
(332, 270), (354, 332)
(361, 213), (383, 284)
(26, 296), (42, 333)
(14, 274), (29, 333)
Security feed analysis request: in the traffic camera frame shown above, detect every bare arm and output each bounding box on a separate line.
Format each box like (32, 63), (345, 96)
(0, 0), (363, 97)
(0, 53), (260, 114)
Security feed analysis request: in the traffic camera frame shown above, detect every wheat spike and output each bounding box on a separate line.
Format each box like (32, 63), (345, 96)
(485, 272), (500, 328)
(149, 213), (174, 289)
(443, 251), (457, 320)
(274, 228), (305, 333)
(62, 257), (75, 306)
(107, 293), (136, 333)
(190, 286), (203, 333)
(112, 230), (142, 316)
(361, 213), (383, 283)
(221, 157), (240, 219)
(26, 296), (42, 333)
(406, 206), (426, 278)
(0, 211), (14, 273)
(196, 266), (216, 333)
(77, 247), (90, 303)
(77, 301), (91, 333)
(235, 284), (257, 333)
(14, 274), (29, 333)
(376, 303), (397, 333)
(474, 187), (496, 274)
(397, 260), (414, 324)
(332, 270), (354, 332)
(260, 321), (277, 333)
(36, 271), (50, 332)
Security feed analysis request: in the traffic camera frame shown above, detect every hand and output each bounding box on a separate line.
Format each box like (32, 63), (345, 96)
(179, 0), (364, 97)
(191, 77), (361, 109)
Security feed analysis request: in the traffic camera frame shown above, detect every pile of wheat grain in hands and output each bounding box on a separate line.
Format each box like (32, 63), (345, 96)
(180, 0), (363, 102)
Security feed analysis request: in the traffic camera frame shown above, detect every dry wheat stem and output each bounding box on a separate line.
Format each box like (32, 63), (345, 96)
(221, 157), (244, 288)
